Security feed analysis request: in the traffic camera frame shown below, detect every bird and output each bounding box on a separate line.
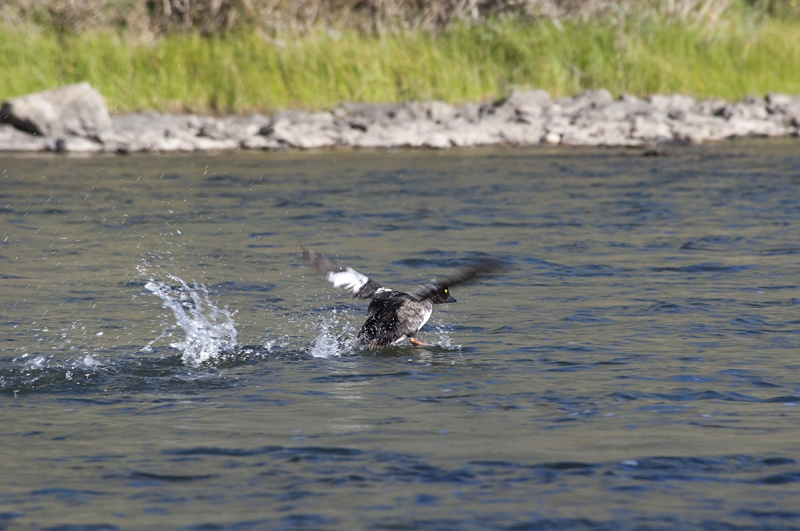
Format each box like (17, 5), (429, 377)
(302, 248), (504, 347)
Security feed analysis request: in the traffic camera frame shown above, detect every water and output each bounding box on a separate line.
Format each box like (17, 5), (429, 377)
(2, 141), (800, 530)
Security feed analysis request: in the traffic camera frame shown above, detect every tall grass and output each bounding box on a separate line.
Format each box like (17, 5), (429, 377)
(1, 15), (799, 114)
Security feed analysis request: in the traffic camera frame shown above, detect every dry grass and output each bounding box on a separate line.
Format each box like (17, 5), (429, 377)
(2, 0), (796, 36)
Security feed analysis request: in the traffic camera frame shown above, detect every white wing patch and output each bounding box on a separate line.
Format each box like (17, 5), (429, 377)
(326, 267), (369, 294)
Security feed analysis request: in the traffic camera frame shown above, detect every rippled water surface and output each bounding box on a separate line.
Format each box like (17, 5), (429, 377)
(2, 141), (800, 530)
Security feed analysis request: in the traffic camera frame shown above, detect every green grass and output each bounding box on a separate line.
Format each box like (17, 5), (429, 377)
(2, 15), (799, 114)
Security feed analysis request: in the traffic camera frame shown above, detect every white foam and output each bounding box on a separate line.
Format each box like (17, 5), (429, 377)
(82, 354), (100, 368)
(25, 356), (47, 369)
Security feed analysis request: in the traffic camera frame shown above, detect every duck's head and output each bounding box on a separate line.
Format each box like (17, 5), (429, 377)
(430, 286), (456, 304)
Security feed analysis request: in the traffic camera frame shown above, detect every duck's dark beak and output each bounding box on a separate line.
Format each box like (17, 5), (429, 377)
(446, 294), (456, 303)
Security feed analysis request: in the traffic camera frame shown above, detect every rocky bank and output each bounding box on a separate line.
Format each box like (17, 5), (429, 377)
(1, 83), (798, 153)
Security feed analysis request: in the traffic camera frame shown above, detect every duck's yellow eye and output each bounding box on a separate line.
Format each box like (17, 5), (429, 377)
(444, 288), (448, 293)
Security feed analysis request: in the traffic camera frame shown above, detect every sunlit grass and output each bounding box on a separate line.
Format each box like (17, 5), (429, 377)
(1, 15), (799, 114)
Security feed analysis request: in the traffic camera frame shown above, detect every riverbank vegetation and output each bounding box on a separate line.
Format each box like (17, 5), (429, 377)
(1, 0), (799, 113)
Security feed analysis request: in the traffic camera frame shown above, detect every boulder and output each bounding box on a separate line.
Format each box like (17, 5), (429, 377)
(1, 82), (111, 138)
(354, 121), (444, 148)
(573, 96), (654, 126)
(103, 112), (242, 152)
(765, 93), (800, 127)
(648, 94), (696, 118)
(561, 120), (638, 147)
(454, 102), (482, 123)
(49, 136), (104, 153)
(719, 96), (768, 121)
(630, 115), (672, 142)
(104, 112), (192, 152)
(478, 102), (517, 123)
(333, 102), (403, 130)
(403, 101), (457, 123)
(693, 98), (727, 117)
(218, 115), (272, 141)
(498, 121), (545, 145)
(264, 112), (348, 149)
(557, 89), (614, 116)
(671, 115), (735, 143)
(503, 90), (553, 119)
(242, 136), (285, 150)
(0, 124), (47, 151)
(445, 122), (501, 147)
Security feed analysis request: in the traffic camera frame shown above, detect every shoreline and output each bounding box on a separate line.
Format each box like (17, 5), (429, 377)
(1, 83), (798, 154)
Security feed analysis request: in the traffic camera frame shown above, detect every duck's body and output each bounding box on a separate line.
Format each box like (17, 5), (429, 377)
(302, 249), (502, 347)
(360, 291), (435, 347)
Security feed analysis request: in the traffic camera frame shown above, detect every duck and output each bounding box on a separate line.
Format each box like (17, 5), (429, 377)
(302, 248), (504, 347)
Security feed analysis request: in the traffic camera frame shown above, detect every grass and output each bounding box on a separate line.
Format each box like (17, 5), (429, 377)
(1, 14), (799, 114)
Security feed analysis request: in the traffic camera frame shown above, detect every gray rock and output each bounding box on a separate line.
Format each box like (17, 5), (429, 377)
(765, 94), (800, 127)
(1, 82), (111, 138)
(503, 90), (553, 119)
(190, 136), (241, 151)
(445, 122), (501, 147)
(573, 96), (654, 126)
(783, 105), (800, 128)
(197, 119), (227, 140)
(104, 112), (191, 152)
(557, 89), (614, 117)
(242, 136), (285, 150)
(49, 136), (104, 153)
(693, 98), (728, 117)
(726, 117), (790, 137)
(334, 102), (404, 131)
(630, 115), (672, 142)
(498, 121), (545, 145)
(423, 133), (450, 149)
(219, 115), (271, 141)
(354, 121), (449, 149)
(263, 111), (352, 149)
(1, 83), (798, 153)
(543, 116), (573, 143)
(454, 102), (482, 123)
(403, 101), (457, 123)
(478, 100), (517, 123)
(648, 94), (696, 120)
(543, 132), (561, 144)
(103, 112), (242, 152)
(766, 93), (794, 113)
(562, 120), (638, 147)
(720, 96), (768, 121)
(0, 124), (47, 151)
(672, 115), (735, 144)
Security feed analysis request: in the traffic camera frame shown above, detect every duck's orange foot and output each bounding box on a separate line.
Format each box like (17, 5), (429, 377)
(409, 337), (431, 347)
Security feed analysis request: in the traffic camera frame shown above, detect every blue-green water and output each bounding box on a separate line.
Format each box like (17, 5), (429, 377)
(2, 141), (800, 530)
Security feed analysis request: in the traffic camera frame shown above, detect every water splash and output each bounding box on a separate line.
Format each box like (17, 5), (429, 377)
(309, 309), (358, 358)
(143, 272), (238, 366)
(431, 324), (460, 350)
(308, 310), (457, 356)
(310, 326), (339, 358)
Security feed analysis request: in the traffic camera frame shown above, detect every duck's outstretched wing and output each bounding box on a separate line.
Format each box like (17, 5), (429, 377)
(409, 257), (507, 302)
(302, 248), (388, 299)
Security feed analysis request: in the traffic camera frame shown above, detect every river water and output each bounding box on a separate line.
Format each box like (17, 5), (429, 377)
(2, 141), (800, 530)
